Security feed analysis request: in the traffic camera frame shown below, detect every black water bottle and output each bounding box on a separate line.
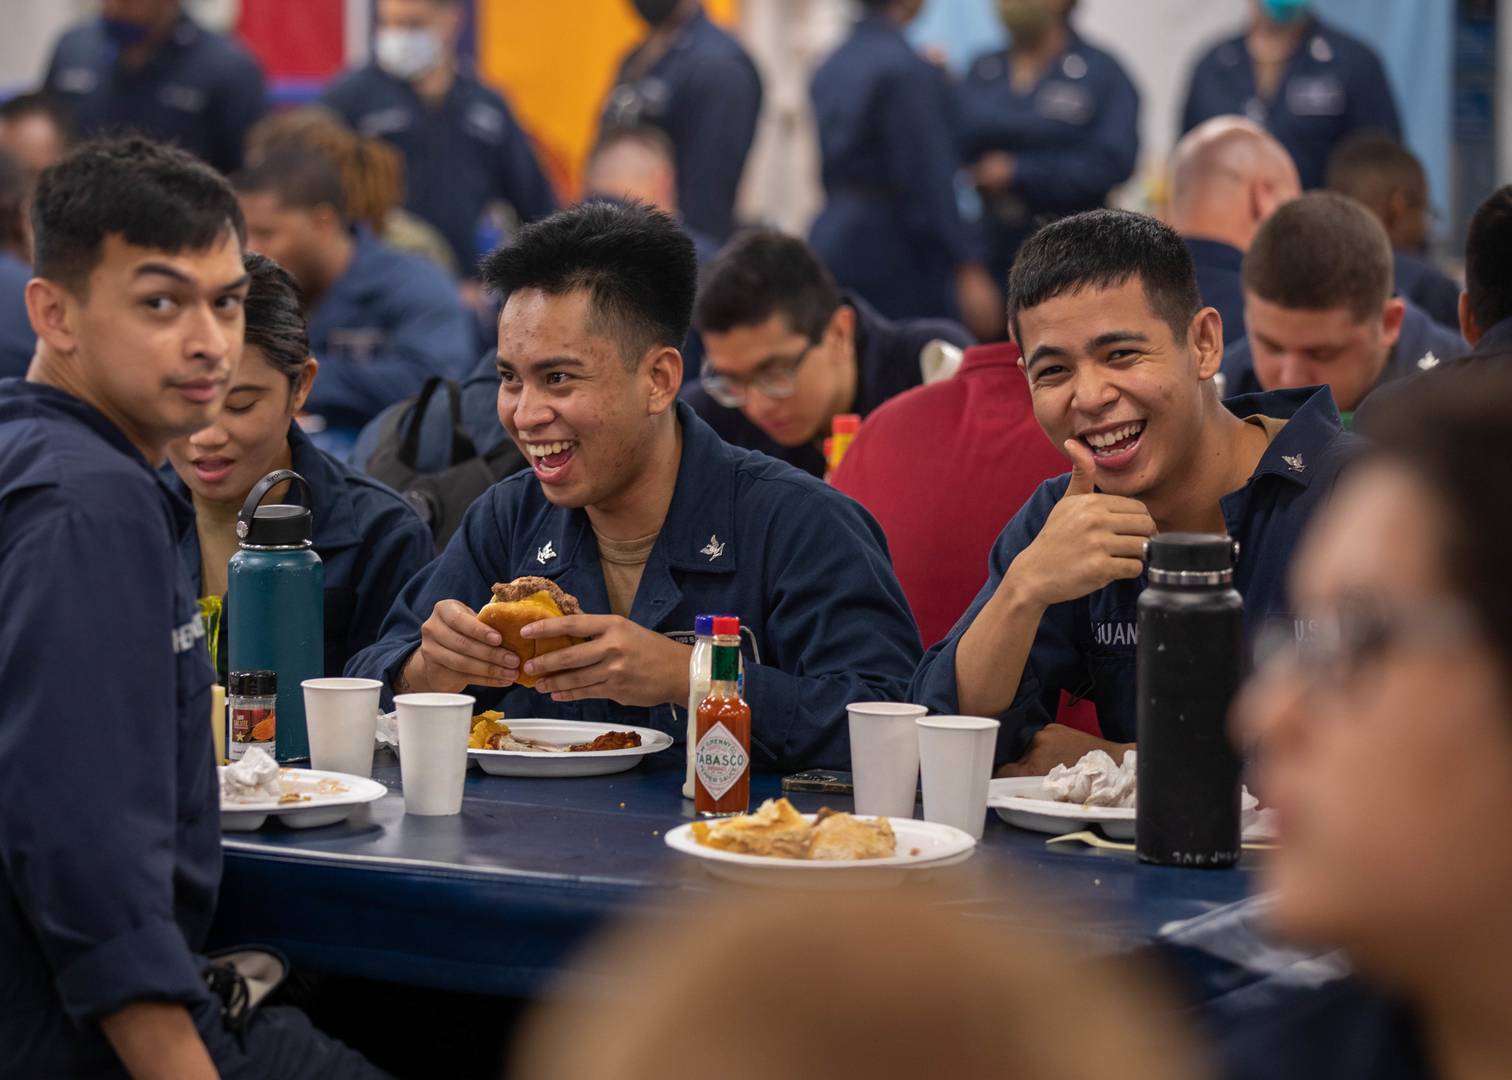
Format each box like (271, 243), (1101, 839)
(1136, 534), (1244, 869)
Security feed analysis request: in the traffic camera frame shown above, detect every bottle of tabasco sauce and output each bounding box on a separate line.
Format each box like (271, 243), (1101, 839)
(695, 616), (751, 816)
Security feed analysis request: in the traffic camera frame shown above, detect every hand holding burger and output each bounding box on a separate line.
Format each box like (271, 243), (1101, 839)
(399, 577), (690, 707)
(476, 577), (584, 689)
(398, 577), (586, 696)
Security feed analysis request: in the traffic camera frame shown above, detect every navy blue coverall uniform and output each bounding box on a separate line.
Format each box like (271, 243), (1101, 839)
(347, 402), (923, 771)
(44, 12), (267, 175)
(305, 225), (477, 445)
(323, 65), (559, 276)
(909, 386), (1357, 764)
(0, 251), (33, 379)
(600, 4), (762, 244)
(809, 13), (976, 323)
(1181, 17), (1401, 191)
(957, 33), (1140, 282)
(0, 380), (384, 1079)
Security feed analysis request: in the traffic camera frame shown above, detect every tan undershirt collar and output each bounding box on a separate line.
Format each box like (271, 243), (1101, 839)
(594, 529), (659, 619)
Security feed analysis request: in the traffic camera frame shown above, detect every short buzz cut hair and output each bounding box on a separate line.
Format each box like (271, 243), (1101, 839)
(32, 135), (245, 295)
(1325, 132), (1427, 210)
(231, 147), (348, 221)
(1008, 209), (1202, 343)
(587, 124), (677, 170)
(480, 200), (697, 367)
(693, 229), (842, 341)
(1242, 192), (1393, 321)
(1464, 185), (1512, 333)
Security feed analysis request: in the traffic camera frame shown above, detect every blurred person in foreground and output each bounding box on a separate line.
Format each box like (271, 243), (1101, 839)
(233, 145), (475, 455)
(165, 252), (432, 681)
(1167, 116), (1300, 348)
(245, 106), (458, 279)
(346, 201), (921, 771)
(0, 136), (382, 1080)
(910, 209), (1356, 775)
(0, 149), (34, 378)
(686, 228), (973, 478)
(1223, 193), (1463, 424)
(809, 0), (1002, 338)
(42, 0), (266, 175)
(323, 0), (557, 280)
(1227, 363), (1512, 1080)
(0, 91), (71, 178)
(515, 886), (1210, 1080)
(958, 0), (1141, 284)
(1326, 133), (1461, 332)
(1180, 0), (1399, 192)
(600, 0), (761, 245)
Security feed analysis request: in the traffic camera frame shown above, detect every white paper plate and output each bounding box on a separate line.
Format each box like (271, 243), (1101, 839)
(665, 814), (976, 888)
(467, 719), (673, 777)
(988, 776), (1261, 841)
(220, 766), (388, 832)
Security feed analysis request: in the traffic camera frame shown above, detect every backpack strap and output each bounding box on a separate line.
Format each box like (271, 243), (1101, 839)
(398, 377), (479, 469)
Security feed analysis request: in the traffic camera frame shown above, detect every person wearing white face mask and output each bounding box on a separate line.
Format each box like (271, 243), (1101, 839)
(323, 0), (558, 284)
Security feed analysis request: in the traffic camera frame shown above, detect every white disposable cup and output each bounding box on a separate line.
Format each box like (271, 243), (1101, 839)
(303, 678), (383, 777)
(917, 715), (1001, 840)
(395, 693), (474, 816)
(847, 702), (926, 819)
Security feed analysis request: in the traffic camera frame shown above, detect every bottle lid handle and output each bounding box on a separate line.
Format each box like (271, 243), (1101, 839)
(236, 469), (313, 540)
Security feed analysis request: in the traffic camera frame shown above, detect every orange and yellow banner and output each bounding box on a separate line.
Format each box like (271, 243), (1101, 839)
(477, 0), (739, 199)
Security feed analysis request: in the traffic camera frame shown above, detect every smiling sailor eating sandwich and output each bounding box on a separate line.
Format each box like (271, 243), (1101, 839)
(347, 202), (921, 771)
(910, 209), (1358, 778)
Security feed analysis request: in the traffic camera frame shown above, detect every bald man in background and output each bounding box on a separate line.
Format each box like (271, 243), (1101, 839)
(1167, 116), (1300, 347)
(581, 125), (716, 265)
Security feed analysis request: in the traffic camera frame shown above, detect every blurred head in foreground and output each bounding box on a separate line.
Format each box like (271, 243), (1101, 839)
(1242, 364), (1512, 996)
(514, 886), (1208, 1080)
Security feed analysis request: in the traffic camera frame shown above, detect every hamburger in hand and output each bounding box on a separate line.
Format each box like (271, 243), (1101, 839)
(477, 577), (584, 689)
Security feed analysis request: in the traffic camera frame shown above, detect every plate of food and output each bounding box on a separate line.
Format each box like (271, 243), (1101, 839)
(987, 750), (1259, 840)
(466, 713), (673, 777)
(219, 747), (387, 831)
(664, 797), (976, 887)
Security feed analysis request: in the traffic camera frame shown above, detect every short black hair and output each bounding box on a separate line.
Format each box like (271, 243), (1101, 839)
(32, 135), (245, 294)
(242, 251), (310, 386)
(480, 200), (697, 367)
(0, 148), (27, 258)
(1008, 209), (1201, 343)
(231, 147), (347, 221)
(0, 91), (72, 140)
(1325, 133), (1425, 209)
(1464, 185), (1512, 333)
(694, 229), (842, 340)
(1242, 192), (1392, 321)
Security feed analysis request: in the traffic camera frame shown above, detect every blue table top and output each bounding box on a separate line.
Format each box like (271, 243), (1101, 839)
(211, 750), (1258, 996)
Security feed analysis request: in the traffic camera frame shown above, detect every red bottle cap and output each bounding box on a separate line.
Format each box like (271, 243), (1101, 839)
(833, 414), (861, 434)
(712, 616), (741, 636)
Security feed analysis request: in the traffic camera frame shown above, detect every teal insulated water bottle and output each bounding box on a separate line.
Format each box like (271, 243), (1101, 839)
(228, 469), (324, 763)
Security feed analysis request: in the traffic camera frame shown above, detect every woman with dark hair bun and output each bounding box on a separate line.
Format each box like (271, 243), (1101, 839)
(166, 250), (434, 679)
